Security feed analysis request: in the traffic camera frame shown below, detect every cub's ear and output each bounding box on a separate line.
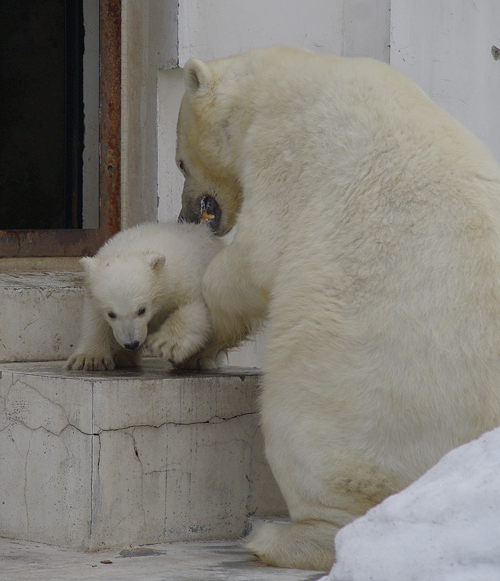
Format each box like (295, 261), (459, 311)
(184, 58), (212, 96)
(146, 253), (166, 270)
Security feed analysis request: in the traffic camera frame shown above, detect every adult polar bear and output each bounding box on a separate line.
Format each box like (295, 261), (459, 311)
(175, 47), (500, 570)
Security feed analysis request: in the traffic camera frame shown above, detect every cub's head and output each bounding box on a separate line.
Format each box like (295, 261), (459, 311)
(176, 57), (244, 236)
(81, 253), (166, 351)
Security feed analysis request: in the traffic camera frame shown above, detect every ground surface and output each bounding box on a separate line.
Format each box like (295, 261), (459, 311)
(0, 537), (323, 581)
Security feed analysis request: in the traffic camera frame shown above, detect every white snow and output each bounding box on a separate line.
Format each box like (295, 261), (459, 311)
(319, 426), (500, 581)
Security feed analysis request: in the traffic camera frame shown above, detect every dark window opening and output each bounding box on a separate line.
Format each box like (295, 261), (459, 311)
(0, 0), (120, 257)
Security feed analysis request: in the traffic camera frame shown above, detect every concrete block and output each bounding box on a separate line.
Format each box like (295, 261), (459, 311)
(0, 361), (286, 550)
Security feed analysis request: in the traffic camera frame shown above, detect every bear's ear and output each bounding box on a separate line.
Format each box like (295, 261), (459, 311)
(184, 59), (212, 96)
(80, 256), (97, 276)
(146, 253), (166, 271)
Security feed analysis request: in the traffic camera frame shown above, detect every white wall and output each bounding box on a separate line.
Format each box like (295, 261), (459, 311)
(390, 0), (500, 160)
(157, 68), (185, 223)
(121, 0), (178, 229)
(177, 0), (343, 66)
(342, 0), (390, 61)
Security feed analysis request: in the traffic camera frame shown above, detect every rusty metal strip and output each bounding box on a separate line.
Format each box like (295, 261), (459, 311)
(99, 0), (121, 238)
(0, 0), (121, 259)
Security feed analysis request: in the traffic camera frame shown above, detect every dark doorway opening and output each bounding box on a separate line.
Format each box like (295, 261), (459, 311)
(0, 0), (120, 258)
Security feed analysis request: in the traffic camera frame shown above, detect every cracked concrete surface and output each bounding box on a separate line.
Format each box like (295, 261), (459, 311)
(0, 361), (286, 551)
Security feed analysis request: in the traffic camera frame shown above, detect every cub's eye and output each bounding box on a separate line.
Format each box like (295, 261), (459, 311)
(107, 311), (117, 319)
(179, 160), (186, 174)
(137, 307), (146, 316)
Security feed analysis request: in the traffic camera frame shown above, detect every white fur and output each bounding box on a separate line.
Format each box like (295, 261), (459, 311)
(65, 222), (224, 371)
(176, 47), (500, 570)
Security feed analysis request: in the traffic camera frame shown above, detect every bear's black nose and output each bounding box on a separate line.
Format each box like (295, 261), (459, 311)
(178, 194), (222, 234)
(124, 341), (140, 351)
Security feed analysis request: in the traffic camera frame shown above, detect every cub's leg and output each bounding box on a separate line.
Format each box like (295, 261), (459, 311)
(64, 297), (116, 371)
(146, 300), (213, 367)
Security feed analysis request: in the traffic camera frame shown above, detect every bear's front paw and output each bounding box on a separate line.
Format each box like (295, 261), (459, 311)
(64, 352), (116, 371)
(176, 346), (224, 370)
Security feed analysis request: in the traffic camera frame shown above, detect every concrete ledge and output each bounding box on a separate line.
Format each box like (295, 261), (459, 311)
(0, 272), (84, 362)
(0, 360), (286, 550)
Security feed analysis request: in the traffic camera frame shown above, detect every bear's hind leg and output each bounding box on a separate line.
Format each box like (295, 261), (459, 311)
(243, 519), (337, 572)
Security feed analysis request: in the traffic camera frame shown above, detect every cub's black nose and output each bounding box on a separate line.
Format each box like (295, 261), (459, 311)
(124, 341), (140, 351)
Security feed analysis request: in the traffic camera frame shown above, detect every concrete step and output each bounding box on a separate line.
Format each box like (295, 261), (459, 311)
(0, 360), (286, 551)
(0, 536), (324, 581)
(0, 272), (83, 363)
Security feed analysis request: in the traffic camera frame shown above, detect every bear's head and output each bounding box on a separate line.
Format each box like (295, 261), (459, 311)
(81, 253), (166, 351)
(176, 57), (244, 236)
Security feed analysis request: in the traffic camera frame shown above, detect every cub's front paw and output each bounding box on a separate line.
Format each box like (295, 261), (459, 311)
(64, 352), (115, 371)
(146, 329), (206, 366)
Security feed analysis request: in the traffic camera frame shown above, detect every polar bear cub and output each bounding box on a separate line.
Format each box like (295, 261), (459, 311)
(65, 222), (224, 371)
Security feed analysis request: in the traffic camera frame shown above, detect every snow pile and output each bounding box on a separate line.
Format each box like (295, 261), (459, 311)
(320, 426), (500, 581)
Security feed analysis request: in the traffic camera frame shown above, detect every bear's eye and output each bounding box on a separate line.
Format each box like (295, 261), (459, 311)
(179, 160), (186, 174)
(137, 307), (146, 316)
(107, 311), (117, 319)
